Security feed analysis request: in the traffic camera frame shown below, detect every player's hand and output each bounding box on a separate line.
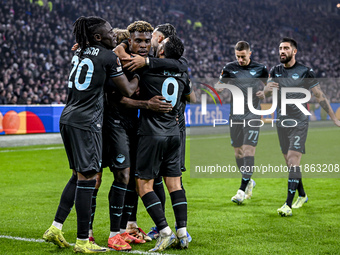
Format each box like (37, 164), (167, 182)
(122, 54), (146, 71)
(256, 91), (265, 100)
(333, 119), (340, 127)
(147, 96), (173, 113)
(216, 88), (224, 93)
(266, 81), (279, 91)
(71, 43), (79, 51)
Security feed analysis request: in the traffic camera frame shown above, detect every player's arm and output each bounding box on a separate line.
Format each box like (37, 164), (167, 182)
(122, 55), (188, 72)
(264, 77), (279, 98)
(114, 44), (132, 65)
(311, 85), (340, 127)
(111, 74), (139, 98)
(184, 80), (196, 103)
(120, 95), (173, 113)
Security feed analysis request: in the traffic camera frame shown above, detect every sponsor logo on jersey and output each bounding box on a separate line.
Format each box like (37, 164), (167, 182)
(292, 73), (299, 80)
(250, 70), (256, 76)
(117, 66), (122, 72)
(116, 154), (125, 164)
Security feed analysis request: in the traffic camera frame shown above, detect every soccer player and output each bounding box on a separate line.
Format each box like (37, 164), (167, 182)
(217, 41), (268, 204)
(42, 16), (139, 253)
(264, 37), (340, 216)
(136, 35), (190, 252)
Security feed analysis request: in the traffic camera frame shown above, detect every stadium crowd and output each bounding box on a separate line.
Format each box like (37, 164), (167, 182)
(1, 0), (340, 105)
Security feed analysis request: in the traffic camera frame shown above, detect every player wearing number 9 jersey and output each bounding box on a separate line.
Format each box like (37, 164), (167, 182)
(136, 36), (190, 252)
(43, 16), (138, 253)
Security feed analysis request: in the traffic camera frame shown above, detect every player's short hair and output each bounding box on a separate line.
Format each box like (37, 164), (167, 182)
(73, 16), (107, 50)
(155, 23), (177, 38)
(164, 35), (184, 60)
(235, 41), (250, 51)
(127, 21), (154, 35)
(280, 37), (298, 49)
(113, 28), (130, 45)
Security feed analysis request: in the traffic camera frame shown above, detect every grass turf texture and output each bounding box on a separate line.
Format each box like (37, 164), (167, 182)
(0, 123), (339, 254)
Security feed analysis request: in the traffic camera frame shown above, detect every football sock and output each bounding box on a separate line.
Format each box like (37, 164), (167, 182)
(109, 181), (127, 232)
(236, 157), (244, 171)
(89, 188), (98, 231)
(170, 190), (187, 229)
(75, 179), (96, 239)
(286, 166), (301, 208)
(141, 191), (168, 231)
(120, 186), (138, 229)
(54, 173), (77, 224)
(153, 175), (166, 212)
(240, 156), (254, 191)
(180, 176), (186, 194)
(297, 178), (306, 197)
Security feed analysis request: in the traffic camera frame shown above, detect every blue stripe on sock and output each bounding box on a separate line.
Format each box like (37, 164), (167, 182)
(112, 185), (127, 191)
(146, 201), (161, 210)
(172, 202), (187, 207)
(77, 186), (95, 190)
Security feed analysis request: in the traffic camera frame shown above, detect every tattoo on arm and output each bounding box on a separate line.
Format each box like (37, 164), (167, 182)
(320, 100), (330, 114)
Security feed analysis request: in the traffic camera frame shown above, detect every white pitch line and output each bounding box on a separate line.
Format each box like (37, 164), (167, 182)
(0, 146), (64, 153)
(0, 235), (169, 255)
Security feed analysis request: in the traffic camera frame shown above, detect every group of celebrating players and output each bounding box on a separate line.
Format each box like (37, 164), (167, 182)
(41, 14), (340, 254)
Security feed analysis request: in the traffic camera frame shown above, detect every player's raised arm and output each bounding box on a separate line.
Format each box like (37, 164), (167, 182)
(111, 74), (139, 98)
(311, 84), (340, 127)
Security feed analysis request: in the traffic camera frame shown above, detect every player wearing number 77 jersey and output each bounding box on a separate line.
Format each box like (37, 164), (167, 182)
(217, 41), (268, 205)
(264, 37), (340, 217)
(43, 16), (138, 253)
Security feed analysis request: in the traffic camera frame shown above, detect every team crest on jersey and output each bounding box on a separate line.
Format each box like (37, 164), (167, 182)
(116, 154), (125, 164)
(275, 74), (282, 77)
(292, 73), (299, 80)
(250, 70), (256, 76)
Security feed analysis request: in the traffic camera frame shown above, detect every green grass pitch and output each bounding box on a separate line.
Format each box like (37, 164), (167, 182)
(0, 123), (339, 254)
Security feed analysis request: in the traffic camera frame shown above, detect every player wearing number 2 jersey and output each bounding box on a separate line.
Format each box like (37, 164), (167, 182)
(264, 37), (340, 217)
(135, 35), (190, 252)
(43, 16), (138, 253)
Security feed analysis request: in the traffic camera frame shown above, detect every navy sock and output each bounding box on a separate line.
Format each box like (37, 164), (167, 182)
(120, 186), (138, 229)
(109, 181), (127, 232)
(286, 166), (301, 208)
(170, 190), (187, 229)
(236, 157), (244, 171)
(54, 173), (77, 224)
(240, 156), (254, 191)
(141, 191), (168, 231)
(75, 179), (96, 239)
(89, 189), (98, 231)
(153, 176), (166, 212)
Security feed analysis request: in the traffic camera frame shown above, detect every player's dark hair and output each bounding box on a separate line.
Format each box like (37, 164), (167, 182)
(155, 23), (177, 38)
(164, 35), (184, 60)
(280, 37), (298, 49)
(235, 41), (250, 51)
(127, 20), (154, 35)
(73, 16), (107, 50)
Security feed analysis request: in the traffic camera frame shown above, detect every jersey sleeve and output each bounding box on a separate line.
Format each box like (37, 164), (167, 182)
(219, 66), (230, 83)
(182, 76), (191, 96)
(107, 51), (124, 78)
(267, 66), (276, 83)
(149, 56), (188, 73)
(305, 68), (319, 89)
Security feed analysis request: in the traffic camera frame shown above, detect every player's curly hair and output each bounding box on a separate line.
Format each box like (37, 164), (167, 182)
(73, 16), (107, 50)
(127, 20), (154, 34)
(113, 28), (130, 44)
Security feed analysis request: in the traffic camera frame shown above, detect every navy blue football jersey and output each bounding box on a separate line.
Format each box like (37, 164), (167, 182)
(269, 62), (318, 127)
(219, 60), (268, 120)
(60, 45), (123, 131)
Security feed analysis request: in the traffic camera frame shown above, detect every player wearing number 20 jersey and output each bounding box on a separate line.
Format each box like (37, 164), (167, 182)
(60, 45), (123, 132)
